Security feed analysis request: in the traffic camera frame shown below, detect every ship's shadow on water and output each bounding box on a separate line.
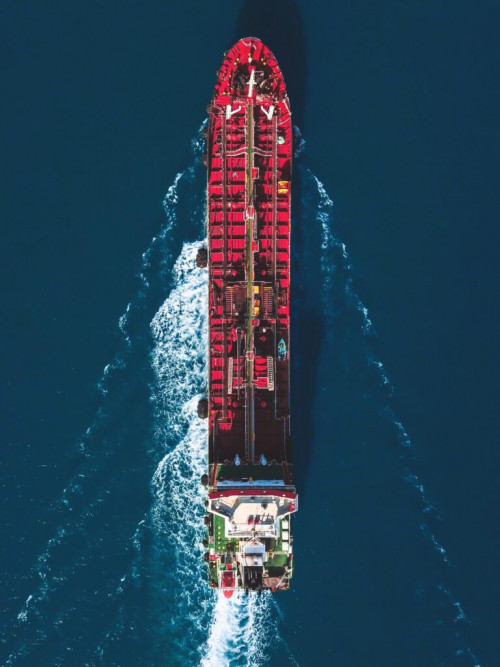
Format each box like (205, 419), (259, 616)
(285, 162), (482, 667)
(291, 160), (323, 496)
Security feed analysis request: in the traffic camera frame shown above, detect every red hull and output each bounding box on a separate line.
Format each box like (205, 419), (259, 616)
(207, 37), (292, 469)
(204, 38), (296, 593)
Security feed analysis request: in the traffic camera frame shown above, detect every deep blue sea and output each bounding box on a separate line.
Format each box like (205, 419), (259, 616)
(2, 1), (499, 665)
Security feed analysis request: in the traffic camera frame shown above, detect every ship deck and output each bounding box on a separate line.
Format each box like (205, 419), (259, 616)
(207, 37), (293, 475)
(204, 37), (297, 594)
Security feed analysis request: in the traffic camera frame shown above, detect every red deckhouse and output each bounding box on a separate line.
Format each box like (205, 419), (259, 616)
(204, 38), (296, 594)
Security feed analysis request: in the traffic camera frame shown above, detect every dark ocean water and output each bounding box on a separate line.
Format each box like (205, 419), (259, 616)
(1, 1), (499, 665)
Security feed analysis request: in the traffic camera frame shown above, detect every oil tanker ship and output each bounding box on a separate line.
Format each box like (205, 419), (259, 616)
(200, 37), (297, 596)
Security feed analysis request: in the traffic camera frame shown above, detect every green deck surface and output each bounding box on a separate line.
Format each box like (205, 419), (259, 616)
(267, 552), (288, 568)
(213, 513), (288, 572)
(214, 514), (240, 556)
